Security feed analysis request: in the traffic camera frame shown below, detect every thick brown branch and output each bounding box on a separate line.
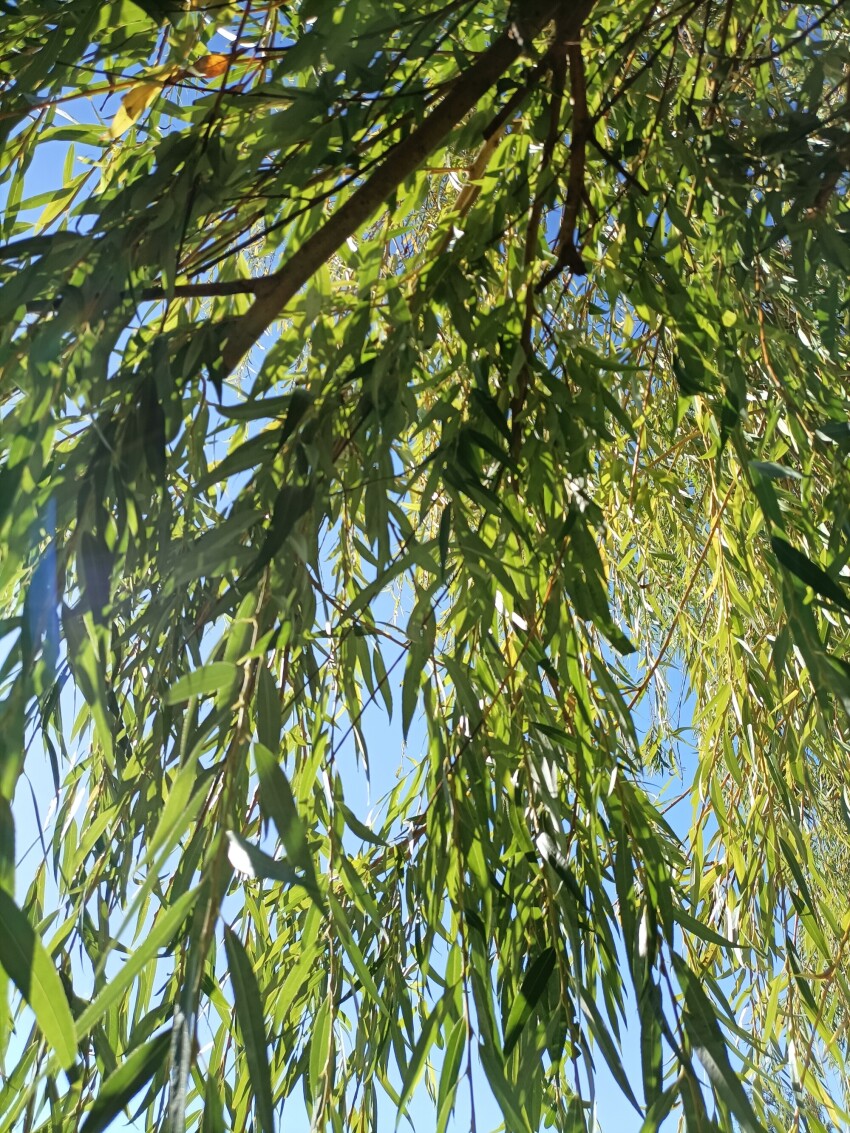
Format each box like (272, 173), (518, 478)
(217, 0), (595, 377)
(538, 40), (590, 289)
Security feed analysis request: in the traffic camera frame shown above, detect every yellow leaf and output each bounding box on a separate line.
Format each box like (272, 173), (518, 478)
(108, 81), (161, 139)
(189, 53), (231, 78)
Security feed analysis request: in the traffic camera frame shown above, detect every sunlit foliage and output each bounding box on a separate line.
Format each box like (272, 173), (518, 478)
(1, 1), (850, 1130)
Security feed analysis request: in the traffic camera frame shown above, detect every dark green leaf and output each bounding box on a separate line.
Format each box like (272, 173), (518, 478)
(242, 483), (314, 584)
(0, 889), (76, 1070)
(503, 947), (556, 1056)
(80, 1029), (171, 1133)
(771, 536), (850, 614)
(673, 954), (762, 1133)
(438, 504), (452, 578)
(224, 927), (275, 1133)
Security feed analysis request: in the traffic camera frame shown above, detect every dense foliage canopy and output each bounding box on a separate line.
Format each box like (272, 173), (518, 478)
(2, 0), (850, 1129)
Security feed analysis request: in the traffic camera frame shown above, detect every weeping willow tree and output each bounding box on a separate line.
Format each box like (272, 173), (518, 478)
(1, 0), (850, 1129)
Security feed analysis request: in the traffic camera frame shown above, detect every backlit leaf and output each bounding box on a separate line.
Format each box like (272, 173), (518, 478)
(224, 927), (274, 1133)
(80, 1029), (171, 1133)
(0, 890), (75, 1070)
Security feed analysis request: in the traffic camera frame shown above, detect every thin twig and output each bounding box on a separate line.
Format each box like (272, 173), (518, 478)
(628, 478), (737, 709)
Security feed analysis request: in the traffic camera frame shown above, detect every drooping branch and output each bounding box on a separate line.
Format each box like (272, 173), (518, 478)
(216, 0), (596, 376)
(24, 277), (264, 314)
(538, 40), (591, 288)
(16, 5), (596, 354)
(510, 39), (568, 454)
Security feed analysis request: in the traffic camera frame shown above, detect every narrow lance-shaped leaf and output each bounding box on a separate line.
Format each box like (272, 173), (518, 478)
(224, 926), (275, 1133)
(327, 892), (391, 1020)
(478, 1038), (535, 1133)
(437, 1015), (467, 1133)
(771, 536), (850, 614)
(673, 953), (763, 1133)
(0, 889), (76, 1070)
(80, 1029), (172, 1133)
(397, 997), (447, 1122)
(503, 946), (557, 1056)
(254, 742), (322, 901)
(225, 828), (300, 886)
(165, 662), (239, 706)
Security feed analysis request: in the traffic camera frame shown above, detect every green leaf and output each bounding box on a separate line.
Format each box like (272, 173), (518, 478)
(437, 1015), (466, 1133)
(401, 642), (426, 740)
(255, 663), (282, 752)
(165, 662), (239, 705)
(341, 801), (388, 846)
(816, 420), (850, 452)
(242, 483), (314, 584)
(438, 504), (452, 578)
(771, 537), (850, 614)
(674, 906), (743, 951)
(80, 1029), (171, 1133)
(60, 606), (114, 765)
(130, 0), (178, 23)
(577, 987), (642, 1112)
(673, 954), (762, 1133)
(0, 890), (75, 1070)
(308, 997), (332, 1104)
(327, 893), (391, 1020)
(224, 927), (275, 1133)
(398, 998), (446, 1121)
(638, 975), (664, 1108)
(202, 1072), (226, 1133)
(254, 742), (321, 900)
(371, 643), (393, 719)
(503, 947), (556, 1056)
(145, 752), (203, 862)
(76, 887), (200, 1038)
(478, 1039), (534, 1133)
(225, 829), (300, 886)
(0, 796), (13, 896)
(639, 1085), (679, 1133)
(749, 460), (801, 481)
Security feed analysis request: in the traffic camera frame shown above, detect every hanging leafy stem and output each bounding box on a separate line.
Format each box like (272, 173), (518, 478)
(1, 1), (850, 1131)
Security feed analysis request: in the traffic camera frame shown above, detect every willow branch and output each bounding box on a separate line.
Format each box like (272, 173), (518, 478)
(24, 278), (264, 314)
(538, 40), (590, 289)
(216, 0), (595, 376)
